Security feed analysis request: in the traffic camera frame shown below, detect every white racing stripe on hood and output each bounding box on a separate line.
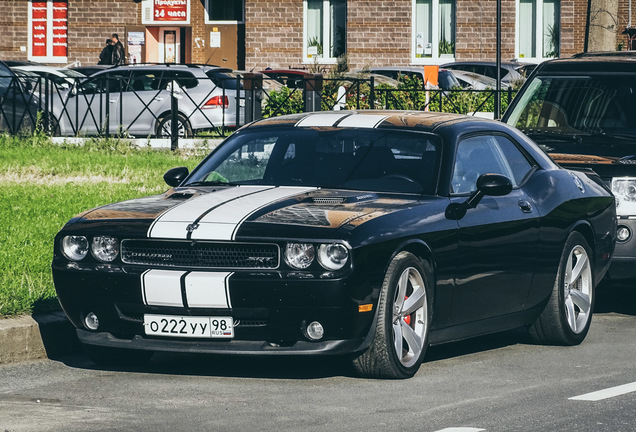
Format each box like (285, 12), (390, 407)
(148, 186), (274, 239)
(192, 186), (317, 240)
(148, 186), (316, 240)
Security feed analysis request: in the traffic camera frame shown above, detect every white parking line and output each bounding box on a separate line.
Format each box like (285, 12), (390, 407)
(569, 381), (636, 401)
(433, 428), (486, 432)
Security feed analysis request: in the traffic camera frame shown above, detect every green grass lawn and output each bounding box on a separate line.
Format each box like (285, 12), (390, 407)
(0, 134), (209, 317)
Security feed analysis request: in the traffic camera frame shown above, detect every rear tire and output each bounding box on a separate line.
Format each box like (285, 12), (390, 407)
(352, 251), (432, 379)
(529, 231), (594, 345)
(155, 114), (192, 138)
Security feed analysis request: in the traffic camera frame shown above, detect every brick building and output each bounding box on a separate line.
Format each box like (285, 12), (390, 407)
(0, 1), (633, 71)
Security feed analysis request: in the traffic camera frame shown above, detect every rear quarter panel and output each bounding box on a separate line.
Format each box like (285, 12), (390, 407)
(523, 168), (615, 307)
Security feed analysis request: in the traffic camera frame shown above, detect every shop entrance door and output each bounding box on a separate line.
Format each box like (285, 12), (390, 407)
(159, 28), (179, 63)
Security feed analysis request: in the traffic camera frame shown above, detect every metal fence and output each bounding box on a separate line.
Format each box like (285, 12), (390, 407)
(1, 71), (517, 145)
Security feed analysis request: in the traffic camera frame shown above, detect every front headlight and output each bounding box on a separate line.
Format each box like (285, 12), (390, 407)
(61, 235), (89, 261)
(612, 177), (636, 216)
(91, 236), (119, 262)
(317, 243), (349, 271)
(284, 243), (315, 269)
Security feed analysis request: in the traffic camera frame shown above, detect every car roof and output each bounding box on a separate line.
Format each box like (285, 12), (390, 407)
(441, 60), (534, 68)
(12, 65), (86, 77)
(244, 110), (495, 132)
(369, 66), (424, 73)
(532, 55), (636, 74)
(100, 63), (231, 73)
(571, 51), (636, 58)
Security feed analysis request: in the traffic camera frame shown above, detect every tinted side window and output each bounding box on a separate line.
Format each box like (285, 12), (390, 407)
(452, 135), (534, 194)
(206, 70), (242, 89)
(79, 71), (130, 93)
(129, 71), (161, 91)
(163, 71), (198, 89)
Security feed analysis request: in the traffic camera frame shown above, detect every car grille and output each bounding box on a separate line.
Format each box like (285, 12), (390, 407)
(120, 239), (279, 269)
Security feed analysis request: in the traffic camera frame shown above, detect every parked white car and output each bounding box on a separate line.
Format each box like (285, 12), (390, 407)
(52, 64), (244, 137)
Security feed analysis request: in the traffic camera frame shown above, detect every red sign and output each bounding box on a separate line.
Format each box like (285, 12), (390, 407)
(52, 2), (68, 57)
(31, 2), (48, 57)
(31, 1), (68, 58)
(153, 0), (189, 22)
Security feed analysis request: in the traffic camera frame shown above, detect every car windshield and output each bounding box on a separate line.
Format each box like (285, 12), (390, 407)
(505, 74), (636, 139)
(186, 128), (441, 194)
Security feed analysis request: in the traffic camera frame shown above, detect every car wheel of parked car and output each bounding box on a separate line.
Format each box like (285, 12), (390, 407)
(84, 345), (154, 366)
(529, 231), (594, 345)
(352, 251), (432, 379)
(156, 114), (192, 138)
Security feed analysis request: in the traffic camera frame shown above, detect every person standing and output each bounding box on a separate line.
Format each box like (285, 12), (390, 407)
(98, 39), (114, 65)
(110, 33), (125, 66)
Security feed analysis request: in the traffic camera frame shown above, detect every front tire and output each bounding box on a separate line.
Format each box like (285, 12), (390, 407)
(529, 231), (594, 345)
(352, 251), (432, 379)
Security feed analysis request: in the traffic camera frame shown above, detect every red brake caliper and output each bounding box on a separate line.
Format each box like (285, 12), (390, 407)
(403, 296), (411, 326)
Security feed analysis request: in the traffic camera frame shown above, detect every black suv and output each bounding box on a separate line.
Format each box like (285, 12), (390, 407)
(502, 53), (636, 280)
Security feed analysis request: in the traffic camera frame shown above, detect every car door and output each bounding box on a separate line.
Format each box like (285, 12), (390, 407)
(447, 133), (540, 325)
(55, 70), (124, 136)
(120, 70), (172, 137)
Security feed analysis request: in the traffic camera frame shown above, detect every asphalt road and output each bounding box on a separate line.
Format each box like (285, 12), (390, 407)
(1, 282), (635, 432)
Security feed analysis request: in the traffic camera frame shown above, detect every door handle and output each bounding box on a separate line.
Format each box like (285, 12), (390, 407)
(109, 99), (117, 103)
(518, 200), (533, 213)
(155, 97), (164, 102)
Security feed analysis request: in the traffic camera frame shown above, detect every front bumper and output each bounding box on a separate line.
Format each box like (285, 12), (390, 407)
(77, 329), (368, 356)
(53, 262), (379, 355)
(608, 218), (636, 280)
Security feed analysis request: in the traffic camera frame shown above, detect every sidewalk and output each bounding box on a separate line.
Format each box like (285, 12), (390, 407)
(0, 312), (80, 365)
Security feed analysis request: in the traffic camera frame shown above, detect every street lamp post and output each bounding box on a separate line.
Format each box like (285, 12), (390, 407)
(495, 0), (502, 119)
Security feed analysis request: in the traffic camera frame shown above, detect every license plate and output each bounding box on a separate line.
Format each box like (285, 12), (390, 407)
(144, 315), (234, 339)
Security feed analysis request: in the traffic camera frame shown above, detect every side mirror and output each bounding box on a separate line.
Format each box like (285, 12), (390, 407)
(164, 166), (189, 187)
(465, 173), (513, 208)
(446, 173), (513, 220)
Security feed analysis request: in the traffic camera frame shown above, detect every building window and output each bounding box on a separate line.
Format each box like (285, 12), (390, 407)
(29, 0), (68, 63)
(205, 0), (243, 23)
(412, 0), (456, 63)
(303, 0), (346, 63)
(517, 0), (560, 60)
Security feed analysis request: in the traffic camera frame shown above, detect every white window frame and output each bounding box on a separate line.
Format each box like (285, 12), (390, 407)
(28, 0), (68, 64)
(411, 0), (456, 65)
(204, 0), (244, 24)
(302, 0), (346, 65)
(515, 0), (560, 62)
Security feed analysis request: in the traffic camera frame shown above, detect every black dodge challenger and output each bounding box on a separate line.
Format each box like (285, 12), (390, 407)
(52, 111), (616, 378)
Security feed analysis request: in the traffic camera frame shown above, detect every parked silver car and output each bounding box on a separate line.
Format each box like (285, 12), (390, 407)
(440, 61), (535, 85)
(53, 64), (243, 137)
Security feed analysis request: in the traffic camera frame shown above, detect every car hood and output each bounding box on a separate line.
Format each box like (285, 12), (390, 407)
(71, 186), (420, 240)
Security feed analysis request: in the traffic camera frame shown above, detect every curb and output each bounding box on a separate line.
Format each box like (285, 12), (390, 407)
(0, 312), (80, 366)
